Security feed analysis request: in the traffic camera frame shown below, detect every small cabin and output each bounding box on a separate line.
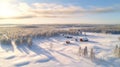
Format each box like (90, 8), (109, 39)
(66, 41), (70, 44)
(64, 35), (73, 38)
(80, 37), (88, 42)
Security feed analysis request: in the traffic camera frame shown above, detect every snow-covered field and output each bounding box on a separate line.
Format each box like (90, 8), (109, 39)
(0, 32), (120, 67)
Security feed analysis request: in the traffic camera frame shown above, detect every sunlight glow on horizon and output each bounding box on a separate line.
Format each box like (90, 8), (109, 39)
(0, 3), (19, 18)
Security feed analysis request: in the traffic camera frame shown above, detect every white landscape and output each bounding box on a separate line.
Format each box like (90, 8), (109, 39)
(0, 31), (120, 67)
(0, 0), (120, 67)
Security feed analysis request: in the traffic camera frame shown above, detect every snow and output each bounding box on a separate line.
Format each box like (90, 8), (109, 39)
(0, 32), (120, 67)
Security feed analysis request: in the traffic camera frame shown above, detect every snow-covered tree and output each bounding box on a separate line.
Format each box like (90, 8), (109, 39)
(90, 48), (95, 60)
(27, 37), (32, 47)
(118, 37), (120, 41)
(78, 46), (82, 56)
(50, 43), (54, 50)
(118, 47), (120, 58)
(114, 45), (120, 58)
(83, 46), (88, 57)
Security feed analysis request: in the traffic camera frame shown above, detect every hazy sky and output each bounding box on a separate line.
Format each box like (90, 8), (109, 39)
(0, 0), (120, 24)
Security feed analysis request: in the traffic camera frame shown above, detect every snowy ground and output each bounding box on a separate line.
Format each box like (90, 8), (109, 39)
(0, 32), (120, 67)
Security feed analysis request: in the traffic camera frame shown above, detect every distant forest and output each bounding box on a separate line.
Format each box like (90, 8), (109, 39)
(0, 24), (120, 34)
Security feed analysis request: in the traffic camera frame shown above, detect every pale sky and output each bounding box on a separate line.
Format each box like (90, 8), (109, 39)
(0, 0), (120, 24)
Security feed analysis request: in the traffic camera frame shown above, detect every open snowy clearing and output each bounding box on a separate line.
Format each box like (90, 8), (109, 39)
(0, 32), (120, 67)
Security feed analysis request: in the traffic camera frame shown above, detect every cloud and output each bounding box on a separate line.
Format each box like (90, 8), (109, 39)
(0, 0), (16, 2)
(31, 3), (120, 14)
(0, 15), (35, 19)
(89, 7), (120, 13)
(31, 3), (85, 14)
(0, 0), (119, 19)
